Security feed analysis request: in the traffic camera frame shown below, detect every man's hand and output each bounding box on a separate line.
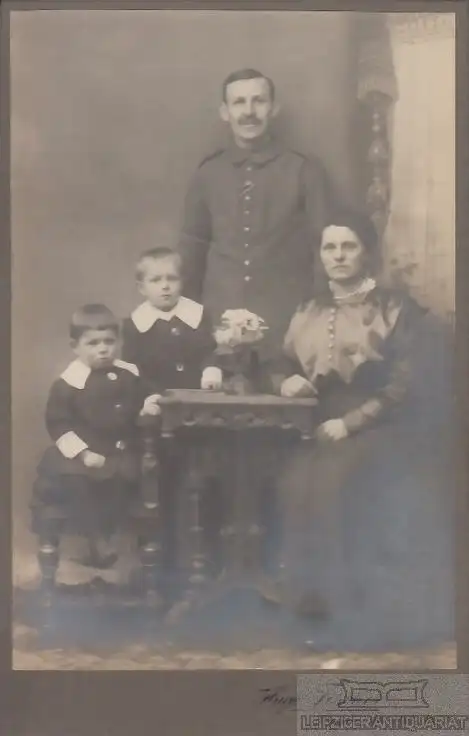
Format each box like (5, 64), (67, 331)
(201, 366), (223, 391)
(280, 374), (315, 398)
(141, 394), (162, 417)
(316, 419), (348, 442)
(82, 450), (106, 468)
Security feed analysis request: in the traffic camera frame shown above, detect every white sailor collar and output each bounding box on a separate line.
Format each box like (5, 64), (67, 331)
(130, 297), (204, 333)
(60, 358), (139, 390)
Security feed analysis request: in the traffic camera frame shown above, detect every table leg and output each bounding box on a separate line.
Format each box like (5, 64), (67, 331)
(37, 533), (60, 627)
(201, 433), (271, 594)
(137, 420), (164, 608)
(165, 444), (209, 623)
(137, 534), (163, 605)
(165, 431), (283, 621)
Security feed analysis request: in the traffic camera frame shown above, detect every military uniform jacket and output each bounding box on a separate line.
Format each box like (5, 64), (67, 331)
(178, 138), (335, 360)
(122, 297), (218, 395)
(37, 358), (142, 481)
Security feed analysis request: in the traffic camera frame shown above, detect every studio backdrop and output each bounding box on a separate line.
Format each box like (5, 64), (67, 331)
(11, 10), (393, 545)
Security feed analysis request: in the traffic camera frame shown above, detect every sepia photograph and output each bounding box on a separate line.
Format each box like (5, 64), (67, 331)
(10, 7), (457, 672)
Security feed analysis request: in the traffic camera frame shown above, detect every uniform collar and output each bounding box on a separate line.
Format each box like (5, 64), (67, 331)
(226, 136), (283, 167)
(131, 296), (204, 333)
(60, 358), (138, 389)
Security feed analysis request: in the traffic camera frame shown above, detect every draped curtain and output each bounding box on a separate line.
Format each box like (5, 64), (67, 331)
(384, 13), (456, 322)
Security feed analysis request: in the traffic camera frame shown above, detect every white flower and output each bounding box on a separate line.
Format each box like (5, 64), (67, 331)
(214, 309), (268, 348)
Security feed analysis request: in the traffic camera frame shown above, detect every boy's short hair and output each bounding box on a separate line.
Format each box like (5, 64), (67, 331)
(135, 247), (182, 281)
(69, 304), (119, 341)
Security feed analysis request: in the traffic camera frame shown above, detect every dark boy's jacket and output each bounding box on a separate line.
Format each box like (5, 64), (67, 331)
(178, 138), (334, 360)
(122, 296), (219, 395)
(36, 358), (142, 482)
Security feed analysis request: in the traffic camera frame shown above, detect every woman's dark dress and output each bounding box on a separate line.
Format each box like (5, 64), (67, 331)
(275, 284), (454, 648)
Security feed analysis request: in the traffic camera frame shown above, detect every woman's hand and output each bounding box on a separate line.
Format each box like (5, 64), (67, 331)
(141, 394), (162, 417)
(201, 366), (223, 390)
(81, 450), (106, 468)
(316, 419), (349, 442)
(280, 374), (315, 398)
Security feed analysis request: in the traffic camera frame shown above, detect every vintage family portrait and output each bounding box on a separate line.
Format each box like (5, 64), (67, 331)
(11, 8), (457, 671)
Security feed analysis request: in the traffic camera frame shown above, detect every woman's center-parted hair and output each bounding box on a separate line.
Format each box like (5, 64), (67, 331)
(322, 209), (378, 253)
(135, 247), (183, 282)
(69, 304), (119, 341)
(321, 209), (381, 273)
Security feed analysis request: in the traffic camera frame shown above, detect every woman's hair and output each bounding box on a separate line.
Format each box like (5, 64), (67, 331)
(322, 209), (379, 259)
(313, 209), (382, 302)
(69, 304), (119, 341)
(135, 247), (182, 281)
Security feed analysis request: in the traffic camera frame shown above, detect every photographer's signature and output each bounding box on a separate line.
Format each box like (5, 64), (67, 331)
(258, 686), (297, 713)
(259, 681), (339, 714)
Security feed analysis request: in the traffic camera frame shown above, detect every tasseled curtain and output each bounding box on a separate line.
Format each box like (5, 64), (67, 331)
(384, 13), (455, 322)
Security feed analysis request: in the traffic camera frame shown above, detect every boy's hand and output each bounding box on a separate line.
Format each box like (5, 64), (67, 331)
(280, 374), (315, 398)
(82, 450), (106, 468)
(201, 366), (223, 391)
(141, 394), (162, 416)
(316, 419), (348, 442)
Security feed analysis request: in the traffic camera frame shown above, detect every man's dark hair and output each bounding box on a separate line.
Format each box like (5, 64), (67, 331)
(222, 68), (275, 102)
(69, 304), (119, 341)
(136, 246), (182, 281)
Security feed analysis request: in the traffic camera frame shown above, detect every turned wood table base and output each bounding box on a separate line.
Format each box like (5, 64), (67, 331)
(152, 391), (317, 625)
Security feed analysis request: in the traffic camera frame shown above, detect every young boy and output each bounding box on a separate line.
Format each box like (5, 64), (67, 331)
(32, 303), (154, 570)
(122, 246), (223, 404)
(122, 247), (223, 581)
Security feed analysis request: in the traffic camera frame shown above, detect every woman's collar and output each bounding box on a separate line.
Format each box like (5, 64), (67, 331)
(328, 277), (377, 303)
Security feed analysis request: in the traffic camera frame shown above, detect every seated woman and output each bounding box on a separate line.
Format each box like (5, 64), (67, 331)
(267, 210), (453, 649)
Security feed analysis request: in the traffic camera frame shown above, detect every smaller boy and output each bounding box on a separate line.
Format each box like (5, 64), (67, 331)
(32, 303), (155, 571)
(122, 247), (223, 406)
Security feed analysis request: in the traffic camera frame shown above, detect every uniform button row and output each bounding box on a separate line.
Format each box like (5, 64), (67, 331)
(171, 326), (180, 336)
(176, 363), (185, 372)
(244, 275), (251, 282)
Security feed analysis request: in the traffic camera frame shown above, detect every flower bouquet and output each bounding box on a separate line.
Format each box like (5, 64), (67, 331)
(214, 309), (268, 395)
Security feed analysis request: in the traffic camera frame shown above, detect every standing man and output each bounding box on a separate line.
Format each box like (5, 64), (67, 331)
(179, 67), (336, 367)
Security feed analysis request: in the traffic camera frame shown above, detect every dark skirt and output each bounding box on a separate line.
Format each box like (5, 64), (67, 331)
(32, 448), (139, 537)
(277, 386), (454, 647)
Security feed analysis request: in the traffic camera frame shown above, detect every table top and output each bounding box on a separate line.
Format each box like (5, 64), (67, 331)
(159, 389), (317, 408)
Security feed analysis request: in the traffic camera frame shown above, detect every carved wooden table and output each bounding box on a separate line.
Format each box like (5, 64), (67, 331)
(153, 390), (318, 623)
